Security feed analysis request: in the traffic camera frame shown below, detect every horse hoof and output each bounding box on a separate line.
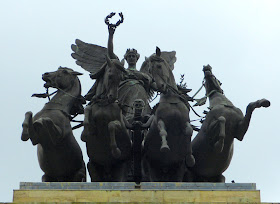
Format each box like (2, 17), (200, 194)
(112, 148), (121, 158)
(259, 99), (270, 108)
(160, 145), (170, 153)
(21, 132), (29, 141)
(21, 126), (29, 141)
(186, 155), (195, 167)
(81, 131), (87, 142)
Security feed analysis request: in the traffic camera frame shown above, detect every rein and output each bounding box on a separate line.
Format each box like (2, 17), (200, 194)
(56, 87), (82, 100)
(151, 65), (190, 107)
(150, 91), (160, 102)
(192, 80), (205, 99)
(32, 88), (57, 100)
(32, 87), (84, 130)
(32, 86), (81, 101)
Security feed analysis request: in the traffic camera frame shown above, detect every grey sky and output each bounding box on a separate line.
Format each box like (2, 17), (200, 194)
(1, 0), (279, 202)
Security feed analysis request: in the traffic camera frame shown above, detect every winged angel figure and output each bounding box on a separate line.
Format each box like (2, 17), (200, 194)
(71, 13), (178, 120)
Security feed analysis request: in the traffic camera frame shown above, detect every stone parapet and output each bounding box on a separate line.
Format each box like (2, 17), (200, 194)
(13, 182), (261, 203)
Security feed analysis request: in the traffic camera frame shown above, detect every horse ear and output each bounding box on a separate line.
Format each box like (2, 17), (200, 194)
(115, 63), (127, 73)
(71, 71), (83, 76)
(120, 58), (125, 66)
(144, 57), (152, 73)
(105, 55), (113, 67)
(156, 47), (161, 57)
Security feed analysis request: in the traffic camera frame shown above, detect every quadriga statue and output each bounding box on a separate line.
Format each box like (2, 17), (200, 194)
(21, 67), (86, 182)
(185, 65), (270, 182)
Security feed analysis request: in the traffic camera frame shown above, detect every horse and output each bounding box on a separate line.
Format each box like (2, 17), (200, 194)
(81, 56), (132, 181)
(142, 47), (195, 181)
(21, 67), (86, 182)
(186, 65), (270, 182)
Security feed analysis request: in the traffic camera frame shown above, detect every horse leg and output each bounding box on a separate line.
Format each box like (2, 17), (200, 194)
(21, 111), (32, 141)
(208, 174), (225, 183)
(145, 160), (159, 182)
(183, 122), (195, 167)
(108, 120), (122, 158)
(214, 116), (226, 153)
(22, 111), (40, 145)
(72, 162), (87, 182)
(183, 168), (195, 182)
(141, 156), (151, 181)
(208, 116), (226, 153)
(87, 160), (104, 182)
(170, 161), (186, 182)
(42, 174), (57, 182)
(216, 174), (225, 182)
(81, 105), (92, 142)
(236, 98), (270, 141)
(158, 119), (170, 152)
(111, 161), (129, 182)
(36, 117), (62, 145)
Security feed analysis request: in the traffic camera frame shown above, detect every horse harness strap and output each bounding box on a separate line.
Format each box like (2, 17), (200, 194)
(209, 103), (234, 110)
(90, 97), (121, 108)
(43, 102), (72, 119)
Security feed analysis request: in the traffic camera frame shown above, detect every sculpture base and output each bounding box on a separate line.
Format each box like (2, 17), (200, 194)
(13, 182), (260, 203)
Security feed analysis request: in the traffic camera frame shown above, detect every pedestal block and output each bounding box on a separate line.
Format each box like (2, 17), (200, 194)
(13, 182), (261, 203)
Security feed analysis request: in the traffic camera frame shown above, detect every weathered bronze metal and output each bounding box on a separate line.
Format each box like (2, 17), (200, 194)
(142, 47), (195, 181)
(21, 67), (86, 182)
(185, 65), (270, 182)
(80, 56), (132, 182)
(22, 12), (271, 183)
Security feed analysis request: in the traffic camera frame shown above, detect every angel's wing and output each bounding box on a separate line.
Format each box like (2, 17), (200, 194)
(140, 51), (177, 74)
(161, 51), (176, 70)
(71, 39), (107, 78)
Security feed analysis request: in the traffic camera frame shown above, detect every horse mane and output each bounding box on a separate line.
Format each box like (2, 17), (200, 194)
(150, 54), (177, 90)
(164, 61), (177, 89)
(69, 77), (86, 116)
(85, 60), (125, 103)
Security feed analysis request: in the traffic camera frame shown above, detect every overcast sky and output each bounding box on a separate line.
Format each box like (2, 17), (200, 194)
(1, 0), (279, 202)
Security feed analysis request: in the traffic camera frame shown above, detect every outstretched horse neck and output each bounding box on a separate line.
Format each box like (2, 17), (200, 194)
(92, 62), (124, 105)
(159, 87), (182, 104)
(162, 73), (183, 104)
(205, 75), (233, 109)
(151, 59), (180, 103)
(47, 78), (81, 114)
(208, 92), (233, 109)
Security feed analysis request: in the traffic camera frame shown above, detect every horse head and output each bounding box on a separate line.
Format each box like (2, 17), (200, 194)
(103, 56), (126, 103)
(43, 67), (85, 115)
(43, 67), (83, 91)
(147, 47), (177, 93)
(203, 64), (223, 96)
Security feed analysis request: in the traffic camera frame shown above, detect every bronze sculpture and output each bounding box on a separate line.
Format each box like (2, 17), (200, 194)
(74, 54), (132, 181)
(21, 12), (271, 183)
(106, 14), (153, 120)
(185, 65), (270, 182)
(21, 67), (86, 182)
(142, 47), (195, 181)
(71, 13), (154, 181)
(72, 13), (153, 120)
